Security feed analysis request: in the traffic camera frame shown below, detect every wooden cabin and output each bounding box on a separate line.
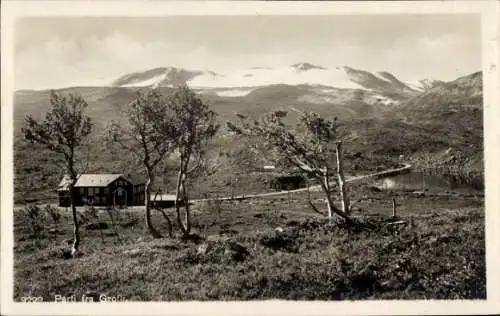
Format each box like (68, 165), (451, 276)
(56, 174), (145, 207)
(269, 174), (306, 190)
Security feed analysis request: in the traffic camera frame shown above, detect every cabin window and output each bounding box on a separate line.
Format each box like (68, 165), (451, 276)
(79, 187), (84, 195)
(103, 187), (109, 195)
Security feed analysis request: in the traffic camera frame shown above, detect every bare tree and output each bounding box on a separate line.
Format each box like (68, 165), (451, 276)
(167, 85), (219, 236)
(105, 89), (176, 238)
(227, 110), (352, 221)
(22, 90), (92, 256)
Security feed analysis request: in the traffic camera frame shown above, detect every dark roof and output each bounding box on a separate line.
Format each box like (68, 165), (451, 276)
(56, 174), (143, 191)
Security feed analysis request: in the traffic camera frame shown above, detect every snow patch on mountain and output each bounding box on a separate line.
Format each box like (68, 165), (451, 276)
(188, 65), (363, 90)
(370, 94), (398, 106)
(373, 73), (393, 84)
(215, 89), (254, 97)
(111, 64), (367, 90)
(121, 74), (166, 87)
(291, 62), (326, 72)
(406, 81), (425, 92)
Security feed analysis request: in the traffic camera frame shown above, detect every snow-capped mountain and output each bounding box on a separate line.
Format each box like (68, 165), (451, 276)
(109, 63), (421, 104)
(291, 62), (327, 72)
(13, 69), (482, 137)
(111, 67), (221, 88)
(405, 78), (446, 92)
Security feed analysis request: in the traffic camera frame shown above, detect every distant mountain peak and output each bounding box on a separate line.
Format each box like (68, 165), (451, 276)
(110, 66), (222, 88)
(342, 66), (420, 95)
(291, 62), (326, 72)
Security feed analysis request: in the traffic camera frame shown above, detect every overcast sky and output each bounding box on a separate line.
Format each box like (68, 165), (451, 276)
(15, 15), (481, 90)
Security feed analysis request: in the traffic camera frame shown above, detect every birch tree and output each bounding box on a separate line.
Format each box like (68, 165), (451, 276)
(227, 110), (351, 221)
(167, 85), (219, 236)
(22, 90), (93, 256)
(106, 89), (176, 238)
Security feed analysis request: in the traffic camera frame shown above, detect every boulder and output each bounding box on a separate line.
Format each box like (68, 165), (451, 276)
(123, 248), (142, 256)
(197, 243), (210, 255)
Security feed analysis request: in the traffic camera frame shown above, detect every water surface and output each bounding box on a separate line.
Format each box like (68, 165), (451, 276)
(375, 171), (482, 194)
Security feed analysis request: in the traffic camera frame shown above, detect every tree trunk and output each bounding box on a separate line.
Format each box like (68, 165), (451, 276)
(322, 177), (333, 218)
(181, 176), (191, 234)
(319, 176), (350, 221)
(175, 168), (188, 235)
(70, 184), (80, 257)
(335, 141), (350, 215)
(145, 174), (162, 238)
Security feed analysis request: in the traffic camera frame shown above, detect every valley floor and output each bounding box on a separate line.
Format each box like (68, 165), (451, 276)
(13, 186), (485, 301)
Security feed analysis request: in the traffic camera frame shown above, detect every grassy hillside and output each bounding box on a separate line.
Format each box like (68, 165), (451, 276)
(14, 191), (485, 300)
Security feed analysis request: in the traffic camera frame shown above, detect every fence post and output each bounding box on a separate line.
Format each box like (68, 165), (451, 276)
(392, 197), (397, 218)
(287, 189), (291, 210)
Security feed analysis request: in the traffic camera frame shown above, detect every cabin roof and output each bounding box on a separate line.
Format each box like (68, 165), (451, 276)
(56, 174), (141, 191)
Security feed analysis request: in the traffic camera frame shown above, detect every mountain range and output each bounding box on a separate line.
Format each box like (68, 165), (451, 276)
(15, 63), (457, 128)
(108, 63), (429, 100)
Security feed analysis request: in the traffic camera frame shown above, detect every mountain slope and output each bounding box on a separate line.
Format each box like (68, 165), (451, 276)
(343, 66), (420, 97)
(396, 71), (483, 186)
(401, 71), (482, 112)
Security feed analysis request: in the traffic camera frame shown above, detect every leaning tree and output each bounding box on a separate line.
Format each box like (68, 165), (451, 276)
(22, 90), (93, 256)
(106, 89), (177, 238)
(227, 109), (351, 221)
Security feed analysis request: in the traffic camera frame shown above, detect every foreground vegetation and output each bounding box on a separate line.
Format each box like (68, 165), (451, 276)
(14, 188), (485, 301)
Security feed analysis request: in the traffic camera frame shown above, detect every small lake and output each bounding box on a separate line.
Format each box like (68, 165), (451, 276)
(374, 171), (483, 194)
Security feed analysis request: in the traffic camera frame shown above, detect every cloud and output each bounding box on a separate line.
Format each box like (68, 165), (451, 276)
(380, 34), (480, 81)
(14, 26), (480, 90)
(16, 33), (198, 89)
